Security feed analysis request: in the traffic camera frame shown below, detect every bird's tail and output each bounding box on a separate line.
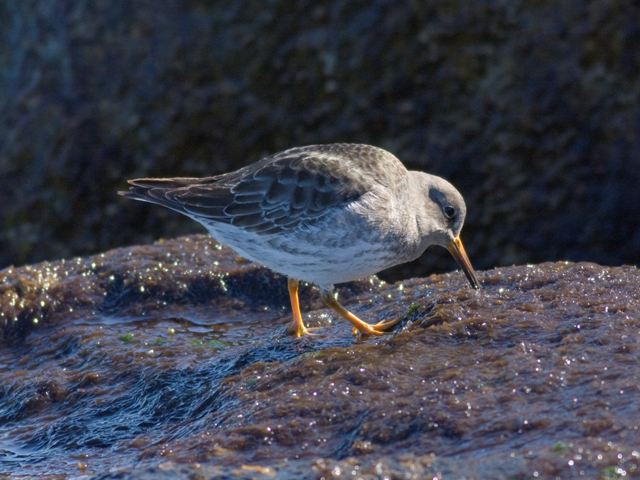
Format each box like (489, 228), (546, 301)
(118, 176), (217, 210)
(120, 177), (190, 200)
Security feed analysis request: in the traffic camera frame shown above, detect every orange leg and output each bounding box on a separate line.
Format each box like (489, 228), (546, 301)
(287, 278), (310, 337)
(321, 291), (401, 336)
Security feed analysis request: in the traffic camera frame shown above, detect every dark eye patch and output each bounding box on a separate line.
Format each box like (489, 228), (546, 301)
(443, 205), (456, 219)
(429, 187), (458, 222)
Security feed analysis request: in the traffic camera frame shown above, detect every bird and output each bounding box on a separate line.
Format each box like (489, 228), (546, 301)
(119, 143), (480, 337)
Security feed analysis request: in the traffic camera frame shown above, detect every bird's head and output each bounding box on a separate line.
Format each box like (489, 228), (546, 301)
(411, 172), (480, 290)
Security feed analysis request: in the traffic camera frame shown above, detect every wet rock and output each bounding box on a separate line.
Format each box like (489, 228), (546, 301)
(0, 235), (372, 342)
(0, 236), (639, 478)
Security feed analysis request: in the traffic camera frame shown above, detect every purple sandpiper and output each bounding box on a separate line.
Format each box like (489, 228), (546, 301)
(120, 143), (479, 337)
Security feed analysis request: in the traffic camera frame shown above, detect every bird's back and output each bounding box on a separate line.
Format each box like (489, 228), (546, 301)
(120, 143), (407, 235)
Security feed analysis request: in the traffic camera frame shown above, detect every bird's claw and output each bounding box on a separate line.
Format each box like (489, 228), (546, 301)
(288, 324), (322, 338)
(352, 318), (402, 336)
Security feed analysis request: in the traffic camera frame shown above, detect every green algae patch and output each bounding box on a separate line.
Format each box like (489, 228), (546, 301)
(119, 332), (136, 343)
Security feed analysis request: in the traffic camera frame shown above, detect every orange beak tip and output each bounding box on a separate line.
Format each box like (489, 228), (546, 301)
(447, 236), (480, 290)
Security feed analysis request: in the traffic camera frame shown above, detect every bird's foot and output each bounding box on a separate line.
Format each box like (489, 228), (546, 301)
(287, 278), (316, 338)
(351, 317), (402, 336)
(287, 322), (310, 338)
(287, 323), (322, 338)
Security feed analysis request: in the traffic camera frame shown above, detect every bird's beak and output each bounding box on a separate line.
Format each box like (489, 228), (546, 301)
(447, 236), (480, 289)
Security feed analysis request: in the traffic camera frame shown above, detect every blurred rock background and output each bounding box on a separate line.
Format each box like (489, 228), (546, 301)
(1, 0), (639, 280)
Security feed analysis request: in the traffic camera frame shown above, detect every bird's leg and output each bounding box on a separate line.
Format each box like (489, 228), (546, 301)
(287, 278), (310, 337)
(321, 290), (401, 336)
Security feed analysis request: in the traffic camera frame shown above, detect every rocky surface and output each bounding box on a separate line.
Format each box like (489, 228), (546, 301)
(1, 235), (639, 478)
(1, 1), (639, 275)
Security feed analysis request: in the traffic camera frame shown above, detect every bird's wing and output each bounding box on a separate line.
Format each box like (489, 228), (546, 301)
(120, 145), (382, 235)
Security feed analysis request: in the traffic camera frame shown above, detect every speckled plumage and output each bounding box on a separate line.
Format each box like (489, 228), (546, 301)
(121, 143), (480, 336)
(121, 143), (478, 296)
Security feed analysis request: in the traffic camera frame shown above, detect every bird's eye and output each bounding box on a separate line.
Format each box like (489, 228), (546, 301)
(443, 205), (456, 219)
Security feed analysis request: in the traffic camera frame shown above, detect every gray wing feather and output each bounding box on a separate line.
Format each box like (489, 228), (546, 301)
(120, 144), (398, 234)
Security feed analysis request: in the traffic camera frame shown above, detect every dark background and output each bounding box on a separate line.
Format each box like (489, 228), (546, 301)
(1, 0), (639, 279)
